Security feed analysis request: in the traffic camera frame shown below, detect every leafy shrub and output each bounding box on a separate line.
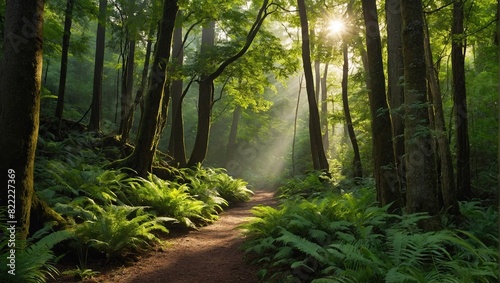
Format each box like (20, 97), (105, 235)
(181, 165), (253, 204)
(74, 205), (168, 259)
(121, 175), (215, 228)
(276, 171), (333, 200)
(241, 180), (498, 283)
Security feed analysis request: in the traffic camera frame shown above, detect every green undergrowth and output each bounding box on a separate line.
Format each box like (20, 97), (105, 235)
(241, 172), (498, 283)
(0, 130), (253, 282)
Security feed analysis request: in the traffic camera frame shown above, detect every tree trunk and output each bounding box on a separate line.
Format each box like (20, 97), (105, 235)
(168, 12), (187, 167)
(292, 75), (304, 176)
(452, 0), (472, 200)
(320, 62), (329, 153)
(361, 0), (402, 210)
(88, 0), (107, 131)
(297, 0), (329, 172)
(55, 0), (74, 120)
(226, 105), (241, 164)
(112, 0), (179, 177)
(385, 0), (405, 190)
(401, 0), (440, 228)
(341, 42), (362, 179)
(132, 27), (154, 137)
(119, 39), (136, 142)
(188, 21), (215, 167)
(187, 1), (271, 166)
(424, 18), (459, 216)
(0, 0), (44, 240)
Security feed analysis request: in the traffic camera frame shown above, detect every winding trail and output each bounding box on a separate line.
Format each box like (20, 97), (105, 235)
(95, 190), (276, 283)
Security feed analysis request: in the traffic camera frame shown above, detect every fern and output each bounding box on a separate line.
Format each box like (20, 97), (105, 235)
(74, 205), (168, 259)
(0, 217), (74, 283)
(241, 175), (499, 283)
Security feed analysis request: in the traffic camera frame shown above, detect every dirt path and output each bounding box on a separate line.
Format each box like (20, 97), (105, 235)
(93, 190), (276, 283)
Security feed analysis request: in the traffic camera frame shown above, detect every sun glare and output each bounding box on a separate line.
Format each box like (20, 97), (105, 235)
(328, 20), (345, 35)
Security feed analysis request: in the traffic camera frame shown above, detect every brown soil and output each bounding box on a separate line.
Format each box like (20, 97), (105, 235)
(62, 190), (276, 283)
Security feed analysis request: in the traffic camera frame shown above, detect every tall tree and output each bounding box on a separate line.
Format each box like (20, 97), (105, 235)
(187, 0), (273, 166)
(361, 0), (402, 210)
(88, 0), (107, 131)
(452, 0), (472, 200)
(423, 17), (459, 216)
(54, 0), (75, 121)
(188, 20), (215, 166)
(297, 0), (329, 172)
(113, 0), (179, 177)
(0, 0), (44, 240)
(341, 41), (362, 179)
(320, 62), (329, 152)
(168, 11), (187, 167)
(385, 0), (405, 188)
(401, 0), (440, 228)
(118, 38), (136, 141)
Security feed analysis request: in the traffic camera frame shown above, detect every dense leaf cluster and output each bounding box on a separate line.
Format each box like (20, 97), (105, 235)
(241, 173), (498, 283)
(0, 131), (253, 282)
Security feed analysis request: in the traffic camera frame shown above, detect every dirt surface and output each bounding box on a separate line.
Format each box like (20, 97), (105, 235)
(83, 190), (276, 283)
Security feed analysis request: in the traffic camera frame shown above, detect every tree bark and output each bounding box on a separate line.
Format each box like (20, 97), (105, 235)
(361, 0), (402, 210)
(452, 0), (472, 200)
(424, 18), (459, 216)
(188, 21), (215, 167)
(168, 14), (187, 167)
(0, 0), (44, 240)
(132, 27), (154, 137)
(226, 105), (241, 164)
(88, 0), (107, 131)
(118, 39), (136, 141)
(401, 0), (440, 228)
(341, 42), (362, 179)
(112, 0), (179, 177)
(385, 0), (405, 190)
(320, 62), (329, 153)
(297, 0), (329, 172)
(55, 0), (74, 120)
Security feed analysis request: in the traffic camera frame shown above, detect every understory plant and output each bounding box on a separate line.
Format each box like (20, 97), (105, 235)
(0, 219), (73, 283)
(74, 205), (168, 259)
(241, 180), (498, 283)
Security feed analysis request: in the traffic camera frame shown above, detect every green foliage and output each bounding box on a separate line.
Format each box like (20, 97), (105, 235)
(121, 174), (214, 228)
(181, 165), (253, 204)
(61, 266), (100, 281)
(241, 176), (498, 283)
(74, 205), (168, 259)
(276, 171), (334, 200)
(0, 219), (74, 283)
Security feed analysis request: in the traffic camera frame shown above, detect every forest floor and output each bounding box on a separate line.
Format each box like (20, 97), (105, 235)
(54, 189), (277, 283)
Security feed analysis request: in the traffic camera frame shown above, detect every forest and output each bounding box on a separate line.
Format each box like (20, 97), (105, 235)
(0, 0), (498, 282)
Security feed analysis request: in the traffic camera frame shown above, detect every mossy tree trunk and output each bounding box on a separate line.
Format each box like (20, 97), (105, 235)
(401, 0), (440, 228)
(361, 0), (402, 211)
(115, 0), (179, 177)
(0, 0), (44, 240)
